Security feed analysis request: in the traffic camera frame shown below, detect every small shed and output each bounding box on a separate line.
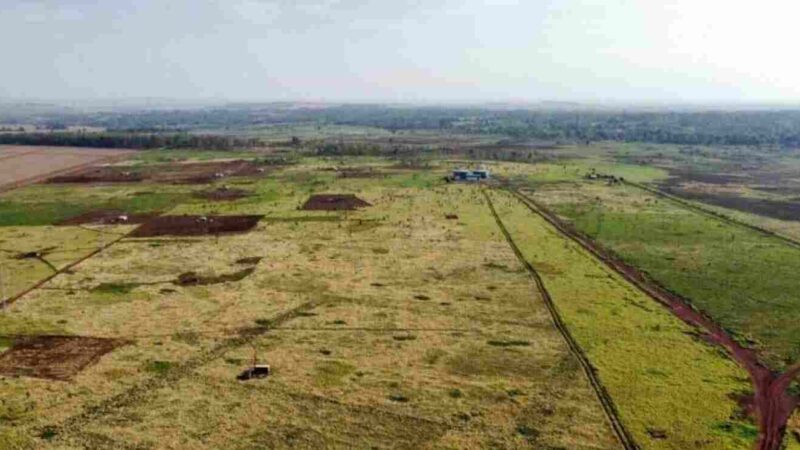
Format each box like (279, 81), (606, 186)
(451, 169), (490, 182)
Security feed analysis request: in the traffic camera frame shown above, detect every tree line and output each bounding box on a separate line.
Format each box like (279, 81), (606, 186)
(0, 132), (264, 150)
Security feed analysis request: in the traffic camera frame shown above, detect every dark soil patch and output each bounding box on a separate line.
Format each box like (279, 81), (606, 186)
(235, 256), (263, 265)
(194, 187), (251, 202)
(301, 194), (371, 211)
(0, 336), (128, 381)
(130, 215), (263, 237)
(46, 167), (143, 184)
(45, 160), (274, 186)
(174, 268), (255, 286)
(166, 160), (270, 184)
(57, 209), (159, 226)
(659, 187), (800, 221)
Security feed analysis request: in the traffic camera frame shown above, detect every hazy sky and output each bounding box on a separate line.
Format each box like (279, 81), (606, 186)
(2, 0), (799, 103)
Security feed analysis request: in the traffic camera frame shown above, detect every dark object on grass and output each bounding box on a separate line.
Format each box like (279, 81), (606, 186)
(174, 268), (255, 286)
(235, 256), (263, 265)
(237, 364), (271, 381)
(445, 214), (459, 220)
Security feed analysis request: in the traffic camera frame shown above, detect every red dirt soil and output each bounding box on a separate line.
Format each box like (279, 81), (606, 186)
(301, 194), (371, 211)
(0, 335), (128, 381)
(130, 215), (263, 237)
(56, 209), (159, 226)
(511, 189), (800, 450)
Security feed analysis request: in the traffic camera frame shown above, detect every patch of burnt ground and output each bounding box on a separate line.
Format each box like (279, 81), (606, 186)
(130, 215), (263, 237)
(57, 209), (159, 226)
(301, 194), (371, 211)
(0, 336), (128, 381)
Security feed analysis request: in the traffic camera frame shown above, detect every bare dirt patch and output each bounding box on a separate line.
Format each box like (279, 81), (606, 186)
(0, 146), (134, 191)
(301, 194), (371, 211)
(193, 187), (252, 202)
(45, 159), (273, 186)
(130, 215), (263, 237)
(47, 167), (144, 183)
(0, 336), (128, 381)
(57, 209), (160, 226)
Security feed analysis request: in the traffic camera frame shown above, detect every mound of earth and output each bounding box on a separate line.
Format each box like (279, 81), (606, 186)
(0, 336), (128, 380)
(130, 215), (263, 237)
(194, 187), (251, 201)
(57, 209), (159, 225)
(301, 194), (371, 211)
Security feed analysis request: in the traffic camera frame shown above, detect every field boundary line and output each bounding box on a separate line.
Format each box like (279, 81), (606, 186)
(41, 299), (330, 442)
(507, 188), (800, 450)
(0, 232), (129, 309)
(622, 180), (800, 250)
(482, 188), (639, 450)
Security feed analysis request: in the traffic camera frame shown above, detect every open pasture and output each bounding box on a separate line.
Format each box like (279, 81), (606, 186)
(0, 150), (798, 449)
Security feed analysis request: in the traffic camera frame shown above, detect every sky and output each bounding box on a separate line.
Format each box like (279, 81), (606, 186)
(1, 0), (799, 104)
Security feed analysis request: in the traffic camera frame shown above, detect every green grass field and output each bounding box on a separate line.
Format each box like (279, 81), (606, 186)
(488, 189), (754, 449)
(529, 180), (800, 370)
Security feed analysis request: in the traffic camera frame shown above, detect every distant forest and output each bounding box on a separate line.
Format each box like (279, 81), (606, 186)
(0, 132), (263, 150)
(3, 104), (800, 148)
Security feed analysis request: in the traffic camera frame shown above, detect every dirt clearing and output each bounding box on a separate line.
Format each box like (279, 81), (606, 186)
(0, 146), (134, 192)
(0, 336), (127, 381)
(130, 215), (263, 237)
(301, 194), (371, 211)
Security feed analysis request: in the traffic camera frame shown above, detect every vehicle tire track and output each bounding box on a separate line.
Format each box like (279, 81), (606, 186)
(509, 188), (800, 450)
(481, 189), (638, 450)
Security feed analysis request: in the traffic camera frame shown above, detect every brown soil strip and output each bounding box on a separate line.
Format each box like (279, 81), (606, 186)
(625, 180), (800, 251)
(47, 168), (144, 183)
(57, 210), (160, 226)
(301, 194), (371, 211)
(481, 189), (639, 450)
(0, 336), (128, 381)
(129, 215), (263, 237)
(509, 188), (800, 450)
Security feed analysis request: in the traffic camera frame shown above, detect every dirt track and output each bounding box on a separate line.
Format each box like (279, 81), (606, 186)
(509, 188), (800, 450)
(482, 189), (639, 450)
